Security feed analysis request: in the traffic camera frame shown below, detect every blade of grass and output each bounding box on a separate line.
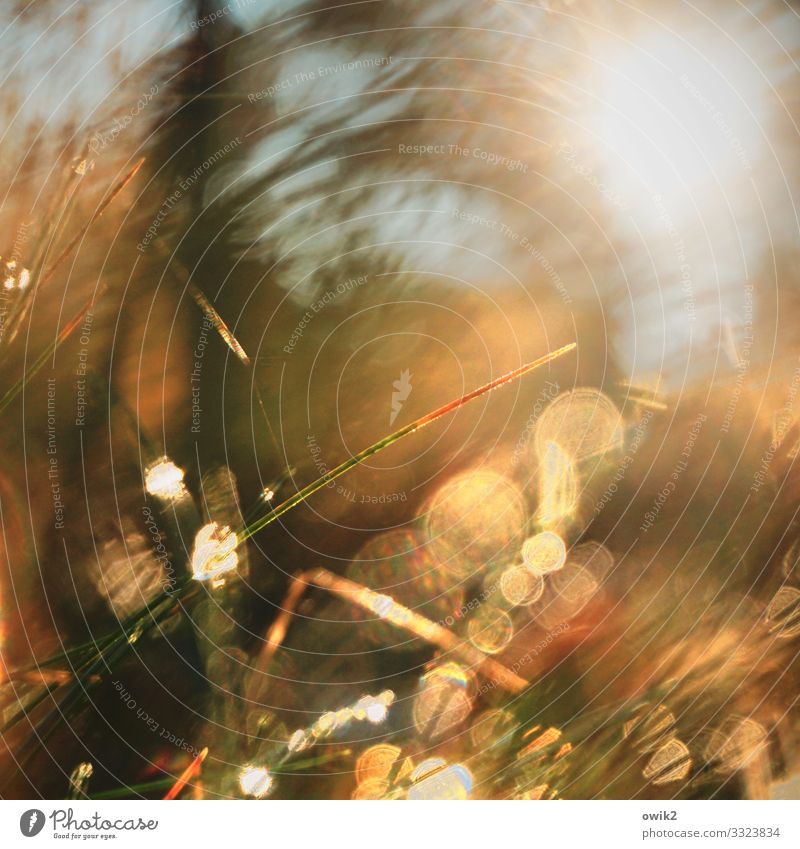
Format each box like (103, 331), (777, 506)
(3, 158), (144, 350)
(38, 158), (144, 290)
(0, 289), (101, 413)
(241, 342), (576, 541)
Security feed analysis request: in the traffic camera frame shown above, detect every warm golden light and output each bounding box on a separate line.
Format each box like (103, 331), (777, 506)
(424, 470), (526, 577)
(144, 457), (187, 501)
(355, 745), (406, 786)
(537, 440), (577, 527)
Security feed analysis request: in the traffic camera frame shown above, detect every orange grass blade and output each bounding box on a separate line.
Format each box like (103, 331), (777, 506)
(163, 747), (208, 800)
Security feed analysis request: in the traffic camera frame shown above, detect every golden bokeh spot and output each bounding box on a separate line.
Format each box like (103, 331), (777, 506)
(467, 605), (514, 654)
(470, 709), (516, 749)
(534, 388), (623, 462)
(705, 718), (767, 772)
(521, 532), (567, 575)
(413, 666), (474, 738)
(643, 739), (691, 785)
(424, 470), (527, 577)
(623, 704), (676, 754)
(355, 744), (404, 785)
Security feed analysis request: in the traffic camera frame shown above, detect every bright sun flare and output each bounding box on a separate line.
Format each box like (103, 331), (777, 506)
(589, 34), (763, 209)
